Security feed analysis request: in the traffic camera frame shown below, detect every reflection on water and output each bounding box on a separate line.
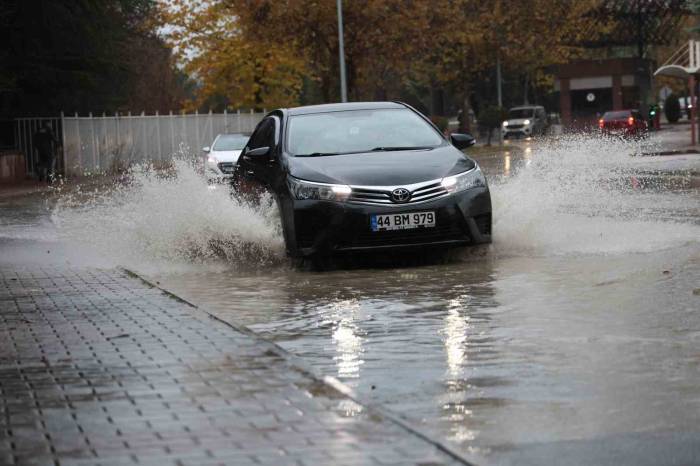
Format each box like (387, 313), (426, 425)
(328, 299), (364, 379)
(442, 295), (470, 381)
(440, 294), (479, 444)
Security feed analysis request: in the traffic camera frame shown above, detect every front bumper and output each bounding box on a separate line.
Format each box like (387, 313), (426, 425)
(282, 187), (492, 257)
(206, 162), (237, 182)
(502, 126), (532, 138)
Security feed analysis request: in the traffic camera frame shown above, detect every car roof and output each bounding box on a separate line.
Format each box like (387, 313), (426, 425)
(286, 101), (406, 116)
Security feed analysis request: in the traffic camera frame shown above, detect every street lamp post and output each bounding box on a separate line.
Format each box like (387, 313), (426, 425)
(337, 0), (348, 102)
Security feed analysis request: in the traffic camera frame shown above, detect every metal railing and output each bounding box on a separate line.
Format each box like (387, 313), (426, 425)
(14, 110), (266, 177)
(14, 117), (63, 176)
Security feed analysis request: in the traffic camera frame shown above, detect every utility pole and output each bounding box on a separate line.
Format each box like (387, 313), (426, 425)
(337, 0), (348, 102)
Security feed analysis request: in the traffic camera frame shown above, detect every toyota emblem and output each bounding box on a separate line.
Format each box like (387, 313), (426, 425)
(391, 188), (411, 203)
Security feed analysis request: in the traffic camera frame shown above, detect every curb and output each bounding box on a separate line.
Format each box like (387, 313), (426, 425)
(121, 267), (477, 466)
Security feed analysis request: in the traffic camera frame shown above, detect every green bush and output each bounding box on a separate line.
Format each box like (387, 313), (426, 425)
(478, 106), (508, 145)
(479, 106), (508, 130)
(664, 93), (681, 123)
(430, 115), (449, 133)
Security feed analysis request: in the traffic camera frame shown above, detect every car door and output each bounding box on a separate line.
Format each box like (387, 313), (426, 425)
(237, 116), (279, 196)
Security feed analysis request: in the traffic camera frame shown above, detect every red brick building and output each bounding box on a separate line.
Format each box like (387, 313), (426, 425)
(555, 58), (653, 127)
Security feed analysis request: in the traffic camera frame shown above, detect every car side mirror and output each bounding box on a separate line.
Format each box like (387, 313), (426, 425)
(450, 133), (476, 150)
(202, 146), (210, 153)
(245, 146), (270, 158)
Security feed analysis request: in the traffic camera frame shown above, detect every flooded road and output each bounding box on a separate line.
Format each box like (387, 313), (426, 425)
(2, 135), (700, 465)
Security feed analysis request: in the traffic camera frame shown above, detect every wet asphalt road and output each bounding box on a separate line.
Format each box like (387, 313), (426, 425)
(2, 136), (700, 465)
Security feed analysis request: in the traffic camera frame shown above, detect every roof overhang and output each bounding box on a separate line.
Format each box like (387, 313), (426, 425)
(654, 65), (699, 79)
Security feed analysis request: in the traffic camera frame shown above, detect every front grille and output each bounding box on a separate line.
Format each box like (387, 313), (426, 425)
(348, 179), (449, 205)
(506, 124), (524, 130)
(295, 211), (329, 249)
(338, 224), (468, 249)
(218, 162), (236, 174)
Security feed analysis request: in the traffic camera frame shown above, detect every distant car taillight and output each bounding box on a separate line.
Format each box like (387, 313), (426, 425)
(599, 119), (604, 129)
(628, 116), (634, 126)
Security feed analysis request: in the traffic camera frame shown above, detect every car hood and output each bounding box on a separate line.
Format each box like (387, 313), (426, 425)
(286, 145), (476, 186)
(210, 150), (242, 162)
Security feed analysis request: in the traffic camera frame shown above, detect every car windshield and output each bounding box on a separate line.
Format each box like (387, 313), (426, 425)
(603, 111), (632, 120)
(508, 108), (535, 119)
(213, 134), (249, 151)
(287, 108), (443, 156)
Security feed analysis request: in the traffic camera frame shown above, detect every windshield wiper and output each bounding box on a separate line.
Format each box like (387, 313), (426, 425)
(295, 152), (342, 157)
(295, 146), (435, 157)
(369, 146), (435, 152)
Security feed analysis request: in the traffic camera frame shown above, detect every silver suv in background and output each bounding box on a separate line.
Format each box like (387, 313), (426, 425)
(502, 105), (548, 139)
(203, 133), (250, 182)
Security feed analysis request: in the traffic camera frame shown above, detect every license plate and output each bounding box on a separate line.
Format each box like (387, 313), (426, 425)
(370, 211), (435, 232)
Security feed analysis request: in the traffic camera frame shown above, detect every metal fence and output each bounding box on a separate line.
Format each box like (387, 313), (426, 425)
(15, 117), (63, 175)
(61, 111), (265, 175)
(15, 111), (265, 176)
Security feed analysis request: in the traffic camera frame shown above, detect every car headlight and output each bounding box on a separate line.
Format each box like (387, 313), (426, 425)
(523, 119), (531, 125)
(502, 121), (509, 127)
(288, 177), (352, 201)
(440, 165), (486, 193)
(207, 156), (218, 164)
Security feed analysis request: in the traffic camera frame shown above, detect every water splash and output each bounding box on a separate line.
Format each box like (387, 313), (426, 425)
(52, 159), (285, 271)
(491, 134), (700, 257)
(50, 136), (699, 270)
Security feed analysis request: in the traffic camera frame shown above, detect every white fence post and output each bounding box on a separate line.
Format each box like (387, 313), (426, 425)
(128, 111), (133, 159)
(195, 110), (200, 151)
(74, 113), (82, 171)
(141, 111), (147, 161)
(209, 110), (214, 143)
(156, 110), (162, 161)
(169, 111), (175, 156)
(115, 112), (120, 160)
(60, 112), (67, 175)
(88, 112), (96, 170)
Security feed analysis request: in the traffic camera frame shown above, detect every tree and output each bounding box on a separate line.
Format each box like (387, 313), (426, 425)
(159, 0), (308, 110)
(159, 0), (612, 114)
(0, 0), (186, 116)
(160, 0), (432, 108)
(478, 106), (508, 146)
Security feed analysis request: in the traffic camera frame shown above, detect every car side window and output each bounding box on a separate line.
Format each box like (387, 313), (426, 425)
(247, 118), (275, 151)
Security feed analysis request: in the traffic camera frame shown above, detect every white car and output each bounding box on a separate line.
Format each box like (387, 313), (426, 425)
(203, 133), (250, 181)
(501, 105), (548, 139)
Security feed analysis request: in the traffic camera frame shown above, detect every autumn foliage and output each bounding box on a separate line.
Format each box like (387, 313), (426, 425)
(160, 0), (605, 112)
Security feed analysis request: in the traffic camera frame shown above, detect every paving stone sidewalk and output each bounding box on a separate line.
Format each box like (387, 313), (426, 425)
(0, 266), (467, 466)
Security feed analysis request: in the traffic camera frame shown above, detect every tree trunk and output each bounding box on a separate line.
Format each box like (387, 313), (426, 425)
(523, 73), (530, 105)
(460, 85), (471, 133)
